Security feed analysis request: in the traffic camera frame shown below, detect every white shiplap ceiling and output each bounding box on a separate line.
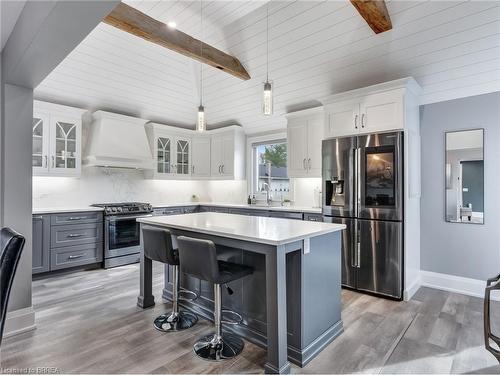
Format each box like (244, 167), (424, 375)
(35, 1), (500, 134)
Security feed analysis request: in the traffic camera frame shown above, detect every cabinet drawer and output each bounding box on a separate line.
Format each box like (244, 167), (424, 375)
(154, 207), (184, 216)
(51, 211), (103, 225)
(268, 211), (303, 220)
(51, 223), (103, 248)
(304, 213), (323, 222)
(50, 243), (103, 270)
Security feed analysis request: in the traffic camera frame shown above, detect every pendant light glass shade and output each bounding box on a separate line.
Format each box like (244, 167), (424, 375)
(197, 105), (205, 132)
(262, 81), (273, 115)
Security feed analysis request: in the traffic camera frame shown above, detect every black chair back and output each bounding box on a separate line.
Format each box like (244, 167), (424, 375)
(142, 227), (178, 265)
(177, 236), (219, 283)
(484, 273), (500, 363)
(0, 227), (26, 347)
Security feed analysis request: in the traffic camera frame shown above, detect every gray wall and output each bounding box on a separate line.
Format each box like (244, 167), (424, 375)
(420, 92), (500, 280)
(1, 84), (34, 312)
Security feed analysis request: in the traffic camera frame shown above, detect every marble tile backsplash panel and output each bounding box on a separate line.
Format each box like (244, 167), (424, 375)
(33, 167), (247, 208)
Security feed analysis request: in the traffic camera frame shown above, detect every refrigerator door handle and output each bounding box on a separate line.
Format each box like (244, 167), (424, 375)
(355, 147), (361, 214)
(352, 220), (358, 268)
(357, 241), (361, 268)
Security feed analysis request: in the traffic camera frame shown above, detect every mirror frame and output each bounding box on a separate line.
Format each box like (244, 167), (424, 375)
(444, 128), (484, 225)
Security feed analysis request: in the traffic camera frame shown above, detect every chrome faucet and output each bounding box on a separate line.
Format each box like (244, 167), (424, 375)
(262, 182), (272, 206)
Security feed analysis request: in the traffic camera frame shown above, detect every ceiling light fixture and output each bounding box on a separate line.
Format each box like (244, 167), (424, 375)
(262, 2), (273, 116)
(196, 0), (206, 132)
(167, 21), (176, 29)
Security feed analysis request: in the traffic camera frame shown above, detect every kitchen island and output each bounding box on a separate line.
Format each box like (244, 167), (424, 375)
(137, 213), (345, 374)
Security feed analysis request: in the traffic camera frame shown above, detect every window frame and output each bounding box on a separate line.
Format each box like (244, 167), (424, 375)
(246, 131), (293, 199)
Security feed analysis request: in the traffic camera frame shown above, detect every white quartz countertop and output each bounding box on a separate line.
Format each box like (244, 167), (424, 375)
(153, 202), (323, 214)
(137, 212), (345, 246)
(33, 206), (104, 214)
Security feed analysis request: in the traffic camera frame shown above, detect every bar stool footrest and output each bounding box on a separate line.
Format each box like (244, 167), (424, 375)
(178, 289), (198, 302)
(221, 309), (243, 325)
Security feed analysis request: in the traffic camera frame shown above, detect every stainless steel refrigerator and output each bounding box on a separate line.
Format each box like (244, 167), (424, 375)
(322, 132), (403, 299)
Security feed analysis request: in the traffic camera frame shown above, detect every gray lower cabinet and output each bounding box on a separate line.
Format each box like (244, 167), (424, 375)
(268, 211), (303, 220)
(153, 206), (198, 216)
(51, 223), (102, 248)
(182, 206), (198, 214)
(33, 211), (104, 274)
(228, 208), (269, 217)
(50, 243), (103, 270)
(304, 213), (323, 222)
(153, 207), (183, 216)
(32, 215), (50, 274)
(51, 211), (102, 225)
(199, 206), (230, 213)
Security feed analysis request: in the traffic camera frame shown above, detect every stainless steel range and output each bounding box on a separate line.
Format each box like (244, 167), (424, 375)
(91, 202), (153, 268)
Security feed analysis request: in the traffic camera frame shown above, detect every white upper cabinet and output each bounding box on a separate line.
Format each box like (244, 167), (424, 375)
(359, 90), (404, 133)
(287, 118), (308, 175)
(33, 101), (85, 177)
(191, 136), (211, 178)
(174, 137), (191, 176)
(146, 124), (244, 180)
(286, 107), (324, 178)
(323, 78), (421, 138)
(146, 123), (192, 179)
(32, 111), (50, 175)
(325, 100), (360, 138)
(210, 126), (245, 180)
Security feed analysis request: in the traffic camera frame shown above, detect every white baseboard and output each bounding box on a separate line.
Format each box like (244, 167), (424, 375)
(404, 276), (421, 301)
(3, 306), (36, 338)
(420, 270), (500, 301)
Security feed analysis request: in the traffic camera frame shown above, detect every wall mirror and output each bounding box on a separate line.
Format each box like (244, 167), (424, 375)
(445, 129), (484, 224)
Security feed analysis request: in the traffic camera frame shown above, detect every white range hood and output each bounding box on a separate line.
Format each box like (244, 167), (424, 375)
(84, 111), (154, 169)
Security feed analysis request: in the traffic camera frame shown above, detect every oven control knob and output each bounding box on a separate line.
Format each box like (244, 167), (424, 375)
(111, 207), (117, 212)
(117, 207), (122, 213)
(142, 205), (148, 211)
(106, 208), (112, 213)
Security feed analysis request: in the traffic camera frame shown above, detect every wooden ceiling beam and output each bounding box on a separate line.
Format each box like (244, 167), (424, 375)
(103, 2), (251, 80)
(350, 0), (392, 34)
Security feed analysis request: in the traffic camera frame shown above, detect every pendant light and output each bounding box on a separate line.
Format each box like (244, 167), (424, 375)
(196, 0), (206, 132)
(262, 2), (273, 116)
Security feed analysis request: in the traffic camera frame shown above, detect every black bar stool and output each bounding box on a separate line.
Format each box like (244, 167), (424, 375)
(177, 236), (253, 361)
(484, 273), (500, 362)
(142, 227), (198, 332)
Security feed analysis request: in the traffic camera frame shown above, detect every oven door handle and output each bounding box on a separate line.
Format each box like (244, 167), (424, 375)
(107, 214), (153, 221)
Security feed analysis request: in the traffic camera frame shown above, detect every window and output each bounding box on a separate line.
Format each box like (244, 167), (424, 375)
(251, 140), (290, 202)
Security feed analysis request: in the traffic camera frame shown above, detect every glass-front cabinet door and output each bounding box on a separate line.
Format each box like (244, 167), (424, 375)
(156, 136), (173, 175)
(32, 111), (50, 174)
(49, 115), (81, 176)
(176, 137), (190, 175)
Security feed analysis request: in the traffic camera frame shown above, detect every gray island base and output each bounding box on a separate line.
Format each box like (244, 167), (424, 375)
(137, 213), (345, 374)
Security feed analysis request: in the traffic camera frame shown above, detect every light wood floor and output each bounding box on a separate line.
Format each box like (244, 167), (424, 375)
(1, 263), (499, 374)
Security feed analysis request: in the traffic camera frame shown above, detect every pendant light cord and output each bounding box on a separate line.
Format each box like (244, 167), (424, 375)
(266, 2), (269, 82)
(200, 0), (203, 107)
